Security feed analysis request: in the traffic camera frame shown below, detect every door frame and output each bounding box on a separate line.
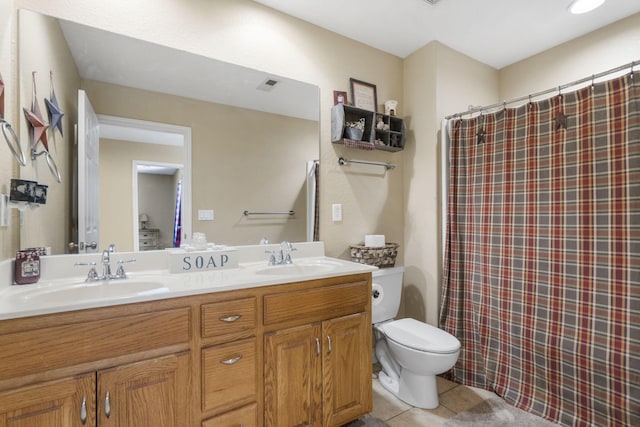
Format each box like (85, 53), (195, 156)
(97, 115), (192, 251)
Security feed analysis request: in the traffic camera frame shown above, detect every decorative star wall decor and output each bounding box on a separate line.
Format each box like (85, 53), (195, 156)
(555, 111), (568, 131)
(23, 71), (49, 151)
(477, 128), (486, 145)
(45, 71), (64, 137)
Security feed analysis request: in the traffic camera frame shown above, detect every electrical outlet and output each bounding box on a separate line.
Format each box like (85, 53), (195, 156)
(198, 209), (214, 221)
(332, 203), (342, 222)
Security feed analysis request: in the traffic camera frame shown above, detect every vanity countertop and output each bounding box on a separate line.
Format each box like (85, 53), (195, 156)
(0, 242), (377, 320)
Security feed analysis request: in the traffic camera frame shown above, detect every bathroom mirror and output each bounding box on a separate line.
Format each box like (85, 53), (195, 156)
(18, 10), (320, 255)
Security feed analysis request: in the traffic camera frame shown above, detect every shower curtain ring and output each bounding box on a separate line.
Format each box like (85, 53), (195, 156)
(591, 74), (595, 91)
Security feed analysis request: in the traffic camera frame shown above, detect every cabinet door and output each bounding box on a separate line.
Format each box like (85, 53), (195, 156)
(264, 324), (322, 427)
(0, 373), (95, 427)
(97, 352), (190, 427)
(322, 313), (372, 427)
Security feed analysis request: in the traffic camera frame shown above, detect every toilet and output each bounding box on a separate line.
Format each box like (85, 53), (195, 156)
(372, 266), (460, 409)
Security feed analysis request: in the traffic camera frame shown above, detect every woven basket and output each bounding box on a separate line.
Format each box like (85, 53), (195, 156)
(349, 242), (399, 268)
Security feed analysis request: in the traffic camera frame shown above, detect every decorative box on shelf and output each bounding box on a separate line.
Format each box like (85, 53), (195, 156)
(331, 104), (405, 152)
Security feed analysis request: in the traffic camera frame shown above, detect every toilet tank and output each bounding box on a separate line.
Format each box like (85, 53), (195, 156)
(371, 266), (404, 324)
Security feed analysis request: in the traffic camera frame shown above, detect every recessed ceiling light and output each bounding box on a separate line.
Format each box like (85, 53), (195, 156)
(568, 0), (606, 14)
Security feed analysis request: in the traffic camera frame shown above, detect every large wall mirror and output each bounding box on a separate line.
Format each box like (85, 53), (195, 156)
(18, 9), (320, 255)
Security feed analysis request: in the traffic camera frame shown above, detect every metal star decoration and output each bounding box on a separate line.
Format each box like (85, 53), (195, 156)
(555, 111), (568, 131)
(477, 128), (486, 145)
(45, 71), (64, 137)
(23, 72), (50, 151)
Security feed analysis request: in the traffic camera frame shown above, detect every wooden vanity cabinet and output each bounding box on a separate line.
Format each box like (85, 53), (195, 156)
(97, 352), (191, 427)
(0, 373), (95, 427)
(0, 272), (372, 427)
(263, 278), (372, 427)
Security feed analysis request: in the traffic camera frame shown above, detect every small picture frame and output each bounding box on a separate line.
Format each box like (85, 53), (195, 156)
(333, 90), (348, 105)
(350, 78), (378, 112)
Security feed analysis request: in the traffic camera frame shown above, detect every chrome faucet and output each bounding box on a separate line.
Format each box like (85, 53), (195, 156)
(266, 241), (297, 265)
(75, 244), (136, 282)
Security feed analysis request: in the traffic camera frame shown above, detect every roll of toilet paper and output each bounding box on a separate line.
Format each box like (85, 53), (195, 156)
(365, 234), (386, 247)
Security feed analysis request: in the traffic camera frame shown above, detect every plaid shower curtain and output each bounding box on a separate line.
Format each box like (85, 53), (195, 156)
(441, 72), (640, 426)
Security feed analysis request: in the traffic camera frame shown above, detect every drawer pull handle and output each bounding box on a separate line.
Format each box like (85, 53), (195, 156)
(219, 314), (242, 322)
(80, 395), (87, 424)
(327, 336), (333, 353)
(221, 355), (243, 365)
(315, 337), (321, 356)
(105, 391), (111, 418)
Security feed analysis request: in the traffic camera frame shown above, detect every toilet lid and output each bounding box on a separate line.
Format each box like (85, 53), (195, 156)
(380, 318), (461, 354)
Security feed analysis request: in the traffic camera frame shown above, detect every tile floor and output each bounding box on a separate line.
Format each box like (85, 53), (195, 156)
(370, 374), (495, 426)
(370, 372), (559, 426)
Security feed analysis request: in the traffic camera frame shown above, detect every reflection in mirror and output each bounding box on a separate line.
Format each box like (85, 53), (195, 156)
(18, 10), (320, 256)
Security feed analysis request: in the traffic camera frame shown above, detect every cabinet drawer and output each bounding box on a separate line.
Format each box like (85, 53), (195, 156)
(0, 307), (191, 381)
(264, 280), (369, 327)
(202, 402), (257, 427)
(201, 297), (256, 338)
(139, 231), (158, 239)
(202, 338), (256, 414)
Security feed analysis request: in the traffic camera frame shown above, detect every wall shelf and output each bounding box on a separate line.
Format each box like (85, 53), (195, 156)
(331, 104), (406, 152)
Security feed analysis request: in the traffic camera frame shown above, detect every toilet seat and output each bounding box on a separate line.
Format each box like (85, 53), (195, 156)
(379, 318), (460, 354)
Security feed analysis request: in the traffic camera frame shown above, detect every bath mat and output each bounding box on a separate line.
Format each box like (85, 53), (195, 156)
(344, 414), (390, 427)
(443, 396), (559, 426)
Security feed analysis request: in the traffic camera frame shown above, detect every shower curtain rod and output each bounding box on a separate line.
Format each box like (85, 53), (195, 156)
(445, 59), (637, 120)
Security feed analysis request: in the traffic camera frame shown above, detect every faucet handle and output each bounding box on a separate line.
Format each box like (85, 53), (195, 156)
(115, 258), (136, 279)
(75, 261), (99, 282)
(264, 250), (278, 265)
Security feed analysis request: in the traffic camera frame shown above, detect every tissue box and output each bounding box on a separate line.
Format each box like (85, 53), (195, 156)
(168, 247), (238, 274)
(364, 235), (386, 247)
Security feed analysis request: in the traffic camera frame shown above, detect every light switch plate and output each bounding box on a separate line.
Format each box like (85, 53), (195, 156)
(332, 203), (342, 222)
(198, 209), (214, 221)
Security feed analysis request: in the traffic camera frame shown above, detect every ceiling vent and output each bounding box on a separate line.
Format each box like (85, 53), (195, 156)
(423, 0), (442, 4)
(257, 78), (279, 91)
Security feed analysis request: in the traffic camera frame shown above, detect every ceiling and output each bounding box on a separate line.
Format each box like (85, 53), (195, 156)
(58, 19), (319, 121)
(252, 0), (640, 69)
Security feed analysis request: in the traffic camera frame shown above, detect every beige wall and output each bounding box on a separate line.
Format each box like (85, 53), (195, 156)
(100, 138), (182, 252)
(500, 13), (640, 100)
(17, 10), (79, 254)
(403, 42), (499, 324)
(85, 80), (317, 248)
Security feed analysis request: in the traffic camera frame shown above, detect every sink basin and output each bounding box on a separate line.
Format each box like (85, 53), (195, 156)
(254, 258), (344, 276)
(12, 278), (169, 305)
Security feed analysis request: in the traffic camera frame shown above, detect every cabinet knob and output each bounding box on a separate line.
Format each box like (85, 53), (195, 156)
(219, 314), (242, 323)
(315, 337), (321, 356)
(220, 355), (243, 365)
(104, 391), (111, 418)
(327, 336), (333, 354)
(80, 395), (87, 424)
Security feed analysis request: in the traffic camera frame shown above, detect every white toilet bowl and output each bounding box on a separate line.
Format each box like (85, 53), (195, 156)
(372, 267), (461, 409)
(376, 318), (460, 409)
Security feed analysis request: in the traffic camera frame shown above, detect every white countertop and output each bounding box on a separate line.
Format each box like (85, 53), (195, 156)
(0, 242), (377, 320)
